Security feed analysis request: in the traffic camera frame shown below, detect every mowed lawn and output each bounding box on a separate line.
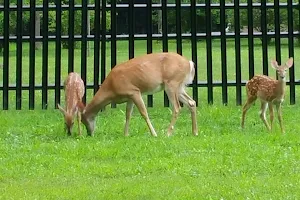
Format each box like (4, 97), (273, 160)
(1, 39), (300, 199)
(1, 104), (300, 199)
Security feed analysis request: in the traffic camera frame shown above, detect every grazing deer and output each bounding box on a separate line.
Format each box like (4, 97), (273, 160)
(57, 72), (85, 136)
(81, 52), (198, 137)
(241, 57), (294, 133)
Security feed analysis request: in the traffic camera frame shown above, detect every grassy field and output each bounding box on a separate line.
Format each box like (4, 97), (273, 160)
(1, 39), (300, 199)
(1, 104), (300, 199)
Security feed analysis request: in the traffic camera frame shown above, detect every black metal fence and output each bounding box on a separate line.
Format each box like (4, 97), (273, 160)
(0, 0), (299, 110)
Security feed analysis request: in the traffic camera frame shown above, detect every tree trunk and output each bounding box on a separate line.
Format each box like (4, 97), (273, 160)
(35, 11), (42, 50)
(158, 0), (162, 34)
(87, 10), (91, 57)
(156, 0), (162, 44)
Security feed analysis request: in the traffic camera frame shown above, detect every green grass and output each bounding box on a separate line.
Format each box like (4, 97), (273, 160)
(1, 104), (300, 199)
(1, 39), (300, 199)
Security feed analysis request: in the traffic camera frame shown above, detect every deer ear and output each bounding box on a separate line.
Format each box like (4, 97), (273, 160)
(285, 57), (294, 69)
(270, 60), (278, 69)
(57, 104), (66, 115)
(77, 101), (85, 113)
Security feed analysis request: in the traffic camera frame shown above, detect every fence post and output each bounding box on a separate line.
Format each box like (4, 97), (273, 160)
(42, 0), (49, 109)
(68, 0), (75, 73)
(55, 0), (62, 108)
(205, 0), (213, 104)
(3, 0), (9, 110)
(247, 0), (254, 79)
(111, 0), (117, 108)
(191, 0), (198, 106)
(100, 0), (107, 87)
(274, 0), (281, 65)
(234, 0), (242, 106)
(162, 0), (169, 107)
(261, 0), (268, 76)
(220, 0), (228, 105)
(81, 0), (88, 104)
(16, 0), (23, 110)
(94, 0), (101, 95)
(128, 0), (134, 60)
(175, 0), (182, 55)
(29, 0), (36, 110)
(288, 0), (295, 104)
(146, 0), (153, 107)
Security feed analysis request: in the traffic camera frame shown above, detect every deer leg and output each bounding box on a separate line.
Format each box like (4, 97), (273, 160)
(179, 89), (198, 136)
(124, 100), (134, 137)
(77, 111), (82, 136)
(259, 101), (271, 131)
(241, 96), (257, 128)
(276, 103), (285, 134)
(131, 93), (157, 137)
(165, 86), (181, 137)
(269, 104), (274, 131)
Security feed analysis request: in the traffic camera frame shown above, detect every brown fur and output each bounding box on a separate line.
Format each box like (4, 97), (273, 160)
(81, 52), (198, 137)
(58, 72), (85, 136)
(241, 58), (293, 133)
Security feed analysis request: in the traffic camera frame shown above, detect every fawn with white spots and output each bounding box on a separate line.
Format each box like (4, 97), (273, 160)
(58, 72), (85, 136)
(241, 57), (294, 133)
(81, 52), (198, 137)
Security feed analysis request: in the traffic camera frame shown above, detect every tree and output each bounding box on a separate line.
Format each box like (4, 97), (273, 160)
(0, 0), (299, 51)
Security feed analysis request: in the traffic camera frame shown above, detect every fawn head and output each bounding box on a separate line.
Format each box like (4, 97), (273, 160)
(271, 57), (294, 80)
(57, 104), (77, 135)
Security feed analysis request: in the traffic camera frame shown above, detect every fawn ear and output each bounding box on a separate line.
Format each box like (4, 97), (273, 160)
(57, 104), (66, 115)
(270, 60), (278, 69)
(73, 107), (78, 114)
(285, 57), (294, 69)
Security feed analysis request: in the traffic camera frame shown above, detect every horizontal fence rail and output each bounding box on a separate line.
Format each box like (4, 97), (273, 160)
(0, 3), (299, 10)
(0, 1), (299, 110)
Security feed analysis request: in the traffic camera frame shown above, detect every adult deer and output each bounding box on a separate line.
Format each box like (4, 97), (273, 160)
(81, 52), (198, 137)
(58, 72), (85, 136)
(241, 57), (294, 133)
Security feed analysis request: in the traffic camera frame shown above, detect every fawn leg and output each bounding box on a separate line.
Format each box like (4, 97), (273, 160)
(276, 103), (285, 133)
(259, 101), (271, 131)
(179, 90), (198, 136)
(131, 93), (157, 137)
(241, 96), (257, 128)
(269, 104), (274, 131)
(124, 100), (134, 136)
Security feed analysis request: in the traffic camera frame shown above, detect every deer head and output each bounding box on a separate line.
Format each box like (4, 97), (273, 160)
(270, 57), (294, 80)
(57, 104), (78, 135)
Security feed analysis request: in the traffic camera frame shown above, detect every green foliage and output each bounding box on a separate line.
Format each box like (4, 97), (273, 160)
(226, 0), (298, 32)
(0, 1), (298, 37)
(0, 12), (3, 35)
(47, 10), (57, 33)
(89, 11), (111, 32)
